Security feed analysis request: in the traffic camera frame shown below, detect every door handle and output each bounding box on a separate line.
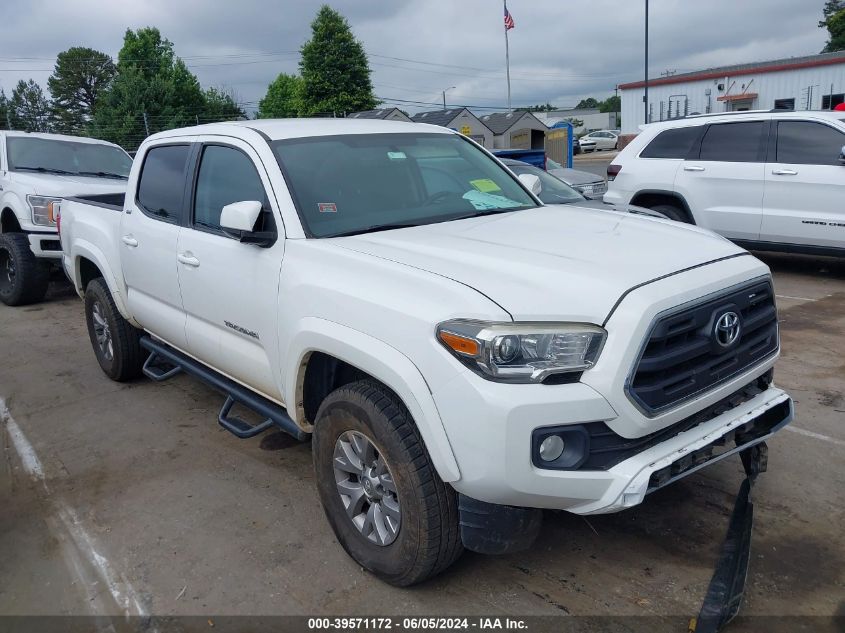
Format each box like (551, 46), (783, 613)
(121, 235), (138, 247)
(683, 165), (706, 172)
(772, 169), (798, 176)
(177, 253), (200, 267)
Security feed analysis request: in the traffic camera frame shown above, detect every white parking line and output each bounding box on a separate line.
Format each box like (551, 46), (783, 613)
(776, 294), (818, 302)
(786, 425), (845, 448)
(1, 398), (150, 619)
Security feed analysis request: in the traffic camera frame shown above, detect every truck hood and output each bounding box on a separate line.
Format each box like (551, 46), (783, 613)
(335, 205), (745, 323)
(9, 172), (127, 197)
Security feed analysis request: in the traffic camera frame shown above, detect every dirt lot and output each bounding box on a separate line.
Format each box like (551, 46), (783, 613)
(1, 253), (844, 627)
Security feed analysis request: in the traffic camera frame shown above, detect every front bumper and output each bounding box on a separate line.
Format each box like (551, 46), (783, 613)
(27, 232), (62, 259)
(436, 371), (791, 513)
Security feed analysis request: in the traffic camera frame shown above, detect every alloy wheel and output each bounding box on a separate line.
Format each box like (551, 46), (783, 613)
(91, 301), (114, 361)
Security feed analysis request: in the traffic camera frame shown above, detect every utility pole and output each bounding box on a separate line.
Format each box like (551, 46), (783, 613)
(644, 0), (649, 124)
(142, 112), (150, 136)
(504, 0), (513, 112)
(442, 86), (455, 111)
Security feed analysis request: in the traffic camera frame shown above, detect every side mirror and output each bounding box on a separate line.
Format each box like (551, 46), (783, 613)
(839, 145), (845, 165)
(518, 173), (542, 196)
(220, 200), (275, 246)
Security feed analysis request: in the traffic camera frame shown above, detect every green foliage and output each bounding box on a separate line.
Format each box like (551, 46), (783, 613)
(258, 73), (303, 118)
(47, 47), (115, 134)
(820, 1), (845, 52)
(0, 89), (8, 129)
(203, 87), (246, 122)
(575, 97), (599, 109)
(599, 95), (620, 113)
(9, 80), (51, 132)
(93, 27), (205, 149)
(515, 103), (557, 112)
(299, 5), (377, 116)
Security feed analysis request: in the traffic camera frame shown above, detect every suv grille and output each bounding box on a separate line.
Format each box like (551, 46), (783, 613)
(628, 279), (778, 415)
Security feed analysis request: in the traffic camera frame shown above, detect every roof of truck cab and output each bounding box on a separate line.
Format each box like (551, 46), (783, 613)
(143, 118), (454, 143)
(1, 130), (124, 146)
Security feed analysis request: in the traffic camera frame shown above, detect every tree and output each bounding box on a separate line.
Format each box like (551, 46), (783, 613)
(299, 5), (377, 116)
(203, 87), (246, 122)
(9, 80), (51, 132)
(48, 47), (115, 134)
(258, 73), (303, 118)
(515, 102), (556, 112)
(575, 97), (599, 109)
(0, 89), (8, 129)
(94, 27), (205, 149)
(820, 1), (845, 52)
(599, 95), (620, 114)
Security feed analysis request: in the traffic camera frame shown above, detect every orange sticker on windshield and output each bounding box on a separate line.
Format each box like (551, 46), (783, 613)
(318, 202), (337, 213)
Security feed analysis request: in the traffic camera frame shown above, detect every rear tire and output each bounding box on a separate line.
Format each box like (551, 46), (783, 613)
(650, 203), (692, 224)
(0, 233), (49, 306)
(312, 380), (463, 586)
(84, 277), (147, 381)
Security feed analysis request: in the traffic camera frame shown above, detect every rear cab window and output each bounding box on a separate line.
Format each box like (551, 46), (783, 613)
(639, 126), (701, 159)
(136, 145), (191, 223)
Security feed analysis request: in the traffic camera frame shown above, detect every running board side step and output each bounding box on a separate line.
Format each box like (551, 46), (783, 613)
(139, 337), (308, 442)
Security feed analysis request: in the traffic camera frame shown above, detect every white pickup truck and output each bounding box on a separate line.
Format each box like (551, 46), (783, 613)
(60, 119), (793, 586)
(0, 131), (132, 305)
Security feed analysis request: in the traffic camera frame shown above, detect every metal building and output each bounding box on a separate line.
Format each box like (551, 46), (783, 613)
(618, 51), (845, 134)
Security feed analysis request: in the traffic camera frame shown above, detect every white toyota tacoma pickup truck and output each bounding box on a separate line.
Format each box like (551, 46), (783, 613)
(60, 119), (793, 586)
(0, 131), (132, 305)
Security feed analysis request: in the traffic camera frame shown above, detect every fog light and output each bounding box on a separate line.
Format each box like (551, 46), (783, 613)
(539, 435), (565, 462)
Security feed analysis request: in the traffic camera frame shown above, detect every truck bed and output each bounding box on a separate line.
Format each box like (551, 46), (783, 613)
(65, 192), (126, 211)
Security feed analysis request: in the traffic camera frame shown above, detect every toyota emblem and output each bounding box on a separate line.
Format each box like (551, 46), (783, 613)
(714, 311), (741, 348)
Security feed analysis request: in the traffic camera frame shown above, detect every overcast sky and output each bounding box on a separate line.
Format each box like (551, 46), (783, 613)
(0, 0), (829, 114)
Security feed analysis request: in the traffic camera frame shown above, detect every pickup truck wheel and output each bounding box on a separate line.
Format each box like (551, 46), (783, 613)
(0, 233), (49, 306)
(312, 380), (463, 586)
(84, 278), (146, 382)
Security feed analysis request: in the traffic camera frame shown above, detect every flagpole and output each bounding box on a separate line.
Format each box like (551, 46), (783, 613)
(504, 0), (512, 112)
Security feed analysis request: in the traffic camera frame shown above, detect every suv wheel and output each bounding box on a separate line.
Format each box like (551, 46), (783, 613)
(0, 233), (49, 306)
(650, 203), (691, 224)
(84, 278), (147, 381)
(312, 380), (463, 586)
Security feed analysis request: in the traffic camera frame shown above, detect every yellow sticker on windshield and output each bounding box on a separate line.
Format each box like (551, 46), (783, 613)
(470, 178), (502, 193)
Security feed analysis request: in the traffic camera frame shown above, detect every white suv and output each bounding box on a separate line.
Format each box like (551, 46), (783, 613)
(605, 110), (845, 257)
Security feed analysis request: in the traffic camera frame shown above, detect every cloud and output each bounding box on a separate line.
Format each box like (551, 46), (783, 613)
(0, 0), (828, 114)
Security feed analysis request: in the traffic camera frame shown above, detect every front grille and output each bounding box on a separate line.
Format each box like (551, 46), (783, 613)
(628, 279), (778, 415)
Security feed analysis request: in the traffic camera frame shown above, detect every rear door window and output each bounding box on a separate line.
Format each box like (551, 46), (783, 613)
(640, 127), (701, 159)
(698, 121), (766, 162)
(136, 145), (190, 223)
(775, 120), (845, 166)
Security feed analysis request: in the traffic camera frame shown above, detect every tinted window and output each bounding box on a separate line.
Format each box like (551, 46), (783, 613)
(640, 126), (701, 159)
(699, 121), (765, 162)
(776, 121), (845, 166)
(194, 145), (267, 230)
(271, 133), (537, 238)
(7, 137), (132, 177)
(137, 145), (190, 222)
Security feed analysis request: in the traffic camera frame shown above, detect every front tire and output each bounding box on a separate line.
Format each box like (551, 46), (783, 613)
(312, 380), (463, 586)
(0, 233), (49, 306)
(84, 277), (147, 381)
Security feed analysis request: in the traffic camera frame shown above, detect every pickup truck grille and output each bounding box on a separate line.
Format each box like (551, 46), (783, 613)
(627, 279), (778, 416)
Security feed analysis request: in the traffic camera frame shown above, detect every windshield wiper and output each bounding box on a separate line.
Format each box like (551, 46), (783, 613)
(78, 170), (128, 179)
(327, 222), (422, 238)
(446, 207), (528, 222)
(14, 166), (75, 175)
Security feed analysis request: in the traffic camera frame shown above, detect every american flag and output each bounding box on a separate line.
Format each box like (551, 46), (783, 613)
(504, 6), (515, 30)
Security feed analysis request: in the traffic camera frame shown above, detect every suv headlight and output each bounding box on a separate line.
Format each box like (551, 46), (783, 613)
(28, 195), (62, 227)
(436, 319), (606, 383)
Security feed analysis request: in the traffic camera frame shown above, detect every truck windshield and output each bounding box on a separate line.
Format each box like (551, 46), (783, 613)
(6, 137), (132, 179)
(271, 133), (538, 238)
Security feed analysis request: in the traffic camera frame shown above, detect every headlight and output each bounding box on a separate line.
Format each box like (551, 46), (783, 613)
(28, 196), (62, 227)
(436, 319), (606, 383)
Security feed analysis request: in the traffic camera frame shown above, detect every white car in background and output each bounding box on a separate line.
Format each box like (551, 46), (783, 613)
(579, 130), (619, 152)
(605, 110), (845, 257)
